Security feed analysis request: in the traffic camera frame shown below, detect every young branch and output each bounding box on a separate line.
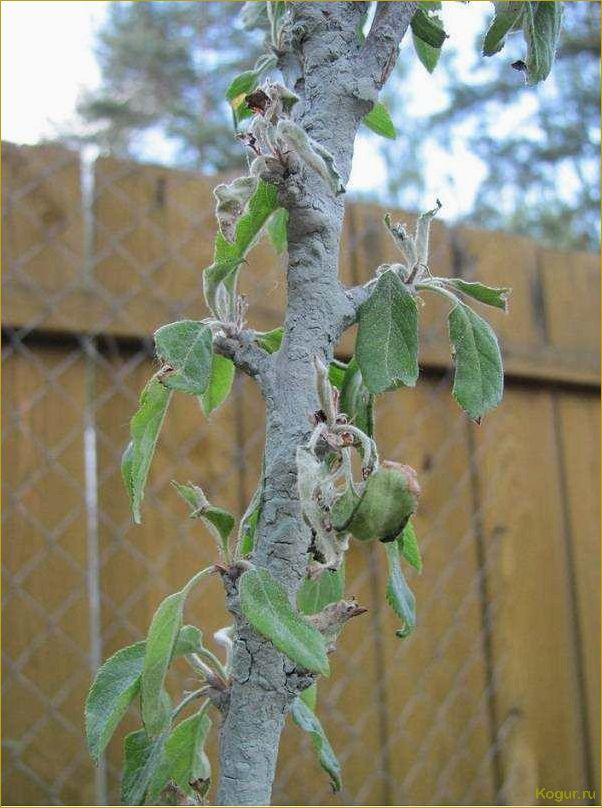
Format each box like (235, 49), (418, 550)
(213, 331), (271, 380)
(363, 1), (418, 88)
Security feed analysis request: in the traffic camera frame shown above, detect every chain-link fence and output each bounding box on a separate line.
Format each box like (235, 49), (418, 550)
(3, 141), (600, 807)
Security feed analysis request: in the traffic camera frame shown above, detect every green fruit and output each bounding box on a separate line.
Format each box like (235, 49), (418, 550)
(347, 462), (420, 543)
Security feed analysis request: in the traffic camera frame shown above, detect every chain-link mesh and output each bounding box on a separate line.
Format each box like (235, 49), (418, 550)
(3, 142), (599, 807)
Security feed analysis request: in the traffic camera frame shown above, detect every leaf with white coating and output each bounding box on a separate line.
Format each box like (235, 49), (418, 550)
(214, 176), (259, 243)
(121, 729), (166, 805)
(356, 270), (419, 394)
(154, 320), (213, 396)
(291, 698), (342, 792)
(85, 626), (202, 761)
(446, 279), (511, 312)
(276, 120), (345, 195)
(171, 480), (235, 558)
(142, 590), (187, 737)
(482, 1), (525, 56)
(384, 541), (416, 638)
(204, 180), (279, 315)
(200, 354), (235, 416)
(448, 303), (504, 421)
(415, 199), (441, 267)
(398, 518), (422, 573)
(147, 709), (212, 802)
(297, 564), (346, 616)
(239, 568), (330, 676)
(522, 1), (563, 85)
(125, 377), (172, 524)
(267, 208), (288, 253)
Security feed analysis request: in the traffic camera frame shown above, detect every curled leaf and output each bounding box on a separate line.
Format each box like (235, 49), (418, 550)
(214, 176), (259, 243)
(276, 120), (345, 195)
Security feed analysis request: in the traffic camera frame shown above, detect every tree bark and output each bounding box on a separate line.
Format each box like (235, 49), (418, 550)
(216, 4), (416, 804)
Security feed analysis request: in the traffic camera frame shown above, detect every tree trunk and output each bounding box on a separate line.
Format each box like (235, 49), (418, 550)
(216, 4), (416, 804)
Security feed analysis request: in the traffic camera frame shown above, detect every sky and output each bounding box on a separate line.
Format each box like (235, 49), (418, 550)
(1, 1), (490, 216)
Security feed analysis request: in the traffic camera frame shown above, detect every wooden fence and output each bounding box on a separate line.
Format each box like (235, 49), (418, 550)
(2, 142), (600, 806)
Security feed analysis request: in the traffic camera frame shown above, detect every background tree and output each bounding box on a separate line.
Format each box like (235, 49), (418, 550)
(83, 3), (563, 806)
(72, 1), (598, 249)
(379, 0), (600, 250)
(76, 2), (262, 171)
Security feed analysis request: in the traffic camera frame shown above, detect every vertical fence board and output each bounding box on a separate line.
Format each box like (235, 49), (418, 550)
(2, 346), (96, 805)
(556, 391), (601, 794)
(472, 388), (589, 804)
(2, 143), (89, 332)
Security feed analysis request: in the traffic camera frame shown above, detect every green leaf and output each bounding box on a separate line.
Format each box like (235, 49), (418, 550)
(142, 590), (187, 737)
(126, 377), (172, 524)
(204, 180), (279, 315)
(147, 709), (212, 802)
(154, 320), (213, 396)
(226, 70), (258, 103)
(226, 53), (277, 122)
(446, 279), (511, 311)
(339, 357), (374, 437)
(238, 477), (263, 556)
(362, 103), (396, 139)
(255, 327), (283, 354)
(356, 270), (419, 394)
(384, 541), (416, 638)
(412, 31), (442, 73)
(300, 682), (318, 711)
(85, 626), (202, 762)
(398, 518), (422, 573)
(448, 303), (504, 422)
(121, 440), (134, 500)
(240, 1), (268, 30)
(328, 360), (348, 391)
(173, 625), (204, 656)
(171, 481), (235, 557)
(482, 2), (525, 56)
(522, 1), (563, 85)
(86, 641), (145, 762)
(121, 729), (166, 805)
(239, 568), (330, 676)
(411, 7), (448, 48)
(291, 698), (342, 792)
(140, 569), (211, 739)
(200, 354), (235, 416)
(297, 564), (345, 616)
(202, 507), (235, 554)
(267, 208), (288, 253)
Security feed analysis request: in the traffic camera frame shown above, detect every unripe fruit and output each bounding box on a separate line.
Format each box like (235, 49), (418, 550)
(332, 461), (420, 543)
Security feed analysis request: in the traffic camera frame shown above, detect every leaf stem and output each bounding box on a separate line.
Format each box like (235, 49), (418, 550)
(182, 564), (215, 596)
(198, 647), (229, 680)
(172, 687), (211, 721)
(416, 280), (460, 308)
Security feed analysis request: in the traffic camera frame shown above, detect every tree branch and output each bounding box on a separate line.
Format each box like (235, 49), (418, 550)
(362, 1), (418, 89)
(213, 332), (271, 380)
